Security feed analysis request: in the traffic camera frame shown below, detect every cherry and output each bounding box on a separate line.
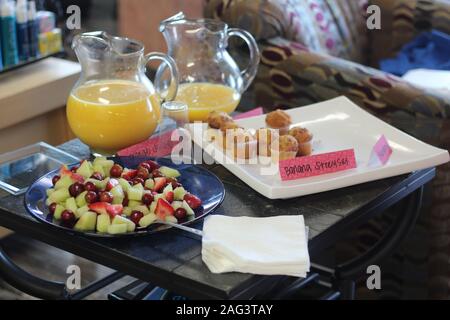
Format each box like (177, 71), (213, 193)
(110, 164), (123, 178)
(151, 169), (163, 178)
(52, 175), (61, 186)
(99, 191), (113, 203)
(61, 210), (76, 227)
(142, 193), (154, 206)
(137, 167), (149, 180)
(174, 208), (187, 220)
(69, 182), (85, 197)
(132, 177), (144, 186)
(48, 202), (57, 215)
(130, 211), (144, 225)
(85, 191), (98, 204)
(90, 172), (103, 181)
(183, 194), (202, 209)
(84, 181), (97, 192)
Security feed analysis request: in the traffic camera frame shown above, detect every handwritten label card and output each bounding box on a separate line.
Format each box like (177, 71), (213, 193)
(279, 149), (357, 181)
(117, 130), (177, 157)
(369, 135), (392, 166)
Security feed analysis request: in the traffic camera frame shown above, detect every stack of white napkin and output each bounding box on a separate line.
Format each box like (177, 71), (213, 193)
(202, 215), (310, 277)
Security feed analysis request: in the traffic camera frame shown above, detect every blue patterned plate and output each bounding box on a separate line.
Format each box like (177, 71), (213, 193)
(24, 157), (225, 237)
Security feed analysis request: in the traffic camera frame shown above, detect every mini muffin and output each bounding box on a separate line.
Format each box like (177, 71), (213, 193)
(289, 127), (313, 156)
(219, 121), (240, 133)
(215, 127), (242, 149)
(272, 135), (299, 161)
(207, 111), (234, 129)
(265, 109), (292, 135)
(255, 128), (279, 157)
(225, 128), (257, 160)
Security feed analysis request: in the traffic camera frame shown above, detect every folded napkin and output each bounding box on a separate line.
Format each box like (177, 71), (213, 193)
(202, 215), (310, 277)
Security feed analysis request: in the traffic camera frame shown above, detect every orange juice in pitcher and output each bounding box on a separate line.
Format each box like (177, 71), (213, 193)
(176, 83), (241, 122)
(67, 80), (161, 154)
(67, 31), (179, 155)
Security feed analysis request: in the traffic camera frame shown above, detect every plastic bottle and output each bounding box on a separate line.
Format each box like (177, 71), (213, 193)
(0, 0), (19, 67)
(27, 0), (39, 57)
(16, 0), (30, 61)
(0, 27), (3, 70)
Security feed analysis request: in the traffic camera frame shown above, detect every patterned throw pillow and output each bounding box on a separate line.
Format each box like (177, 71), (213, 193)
(204, 0), (368, 61)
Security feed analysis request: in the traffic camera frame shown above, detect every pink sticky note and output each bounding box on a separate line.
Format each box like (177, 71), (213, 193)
(233, 107), (264, 120)
(279, 149), (357, 181)
(370, 135), (392, 166)
(117, 130), (177, 157)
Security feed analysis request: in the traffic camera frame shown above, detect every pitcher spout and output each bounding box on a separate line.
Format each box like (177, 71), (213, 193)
(159, 11), (186, 33)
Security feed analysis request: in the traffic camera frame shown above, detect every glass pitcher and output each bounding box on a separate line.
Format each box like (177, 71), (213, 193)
(159, 12), (260, 122)
(66, 31), (179, 156)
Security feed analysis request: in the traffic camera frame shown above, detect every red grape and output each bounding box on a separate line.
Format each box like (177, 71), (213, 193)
(84, 181), (97, 192)
(145, 160), (160, 171)
(110, 164), (123, 178)
(151, 169), (163, 178)
(132, 177), (144, 186)
(85, 191), (98, 204)
(52, 175), (60, 186)
(122, 194), (129, 207)
(99, 191), (113, 203)
(166, 178), (181, 189)
(138, 162), (151, 171)
(130, 211), (144, 225)
(48, 202), (57, 214)
(71, 166), (79, 173)
(183, 194), (202, 209)
(165, 191), (174, 203)
(90, 172), (103, 180)
(142, 193), (154, 205)
(69, 182), (85, 197)
(137, 167), (149, 180)
(61, 210), (75, 227)
(174, 208), (187, 220)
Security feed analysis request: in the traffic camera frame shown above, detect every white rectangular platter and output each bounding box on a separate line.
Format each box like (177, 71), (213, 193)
(188, 97), (449, 199)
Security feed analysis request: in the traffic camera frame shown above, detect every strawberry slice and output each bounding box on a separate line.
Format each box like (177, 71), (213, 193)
(155, 198), (174, 220)
(60, 165), (85, 183)
(122, 169), (138, 181)
(106, 204), (123, 218)
(153, 177), (167, 192)
(89, 202), (108, 215)
(106, 178), (119, 191)
(89, 202), (123, 218)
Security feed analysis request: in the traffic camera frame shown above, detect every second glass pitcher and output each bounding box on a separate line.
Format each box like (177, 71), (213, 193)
(159, 12), (260, 122)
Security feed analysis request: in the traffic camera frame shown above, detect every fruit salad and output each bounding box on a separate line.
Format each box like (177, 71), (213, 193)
(45, 157), (202, 235)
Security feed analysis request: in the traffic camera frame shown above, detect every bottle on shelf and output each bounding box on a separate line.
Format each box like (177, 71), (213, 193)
(16, 0), (30, 62)
(28, 0), (39, 58)
(0, 0), (19, 67)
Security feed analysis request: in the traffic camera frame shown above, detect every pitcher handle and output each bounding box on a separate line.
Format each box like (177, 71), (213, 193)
(227, 28), (260, 92)
(144, 52), (179, 102)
